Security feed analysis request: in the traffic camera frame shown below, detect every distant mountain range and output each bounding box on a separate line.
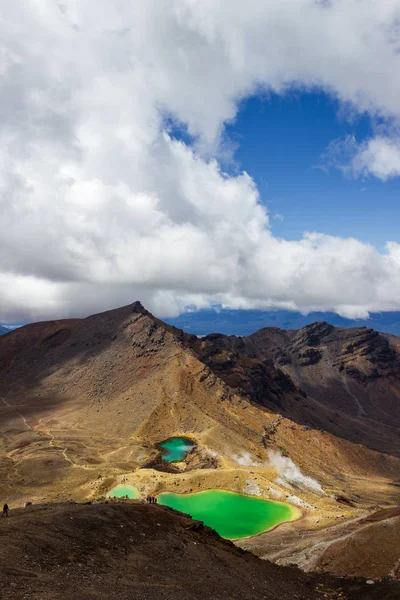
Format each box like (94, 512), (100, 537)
(165, 308), (400, 336)
(0, 323), (26, 335)
(2, 309), (400, 337)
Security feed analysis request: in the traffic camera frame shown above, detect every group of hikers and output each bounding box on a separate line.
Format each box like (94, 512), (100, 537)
(2, 497), (159, 511)
(2, 496), (160, 512)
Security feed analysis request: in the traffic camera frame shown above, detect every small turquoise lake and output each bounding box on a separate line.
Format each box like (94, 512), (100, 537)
(158, 490), (299, 540)
(107, 485), (138, 499)
(159, 437), (194, 462)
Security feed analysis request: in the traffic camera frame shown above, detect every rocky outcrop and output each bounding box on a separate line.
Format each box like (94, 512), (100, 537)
(296, 348), (323, 366)
(291, 322), (334, 349)
(190, 332), (304, 410)
(335, 328), (399, 376)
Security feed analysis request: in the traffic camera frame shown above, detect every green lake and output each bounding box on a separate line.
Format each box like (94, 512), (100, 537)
(159, 437), (194, 462)
(107, 484), (138, 499)
(158, 490), (299, 540)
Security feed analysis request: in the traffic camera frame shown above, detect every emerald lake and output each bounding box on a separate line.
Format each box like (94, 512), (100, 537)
(159, 437), (194, 462)
(158, 490), (299, 540)
(107, 485), (138, 499)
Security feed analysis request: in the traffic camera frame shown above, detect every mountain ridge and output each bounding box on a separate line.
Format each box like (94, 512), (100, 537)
(0, 301), (399, 579)
(165, 308), (400, 336)
(190, 319), (400, 456)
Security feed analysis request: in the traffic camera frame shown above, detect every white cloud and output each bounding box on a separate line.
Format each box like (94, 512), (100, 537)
(353, 136), (400, 180)
(323, 134), (400, 180)
(1, 1), (400, 322)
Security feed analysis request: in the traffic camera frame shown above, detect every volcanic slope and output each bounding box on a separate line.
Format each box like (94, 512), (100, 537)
(2, 502), (400, 600)
(0, 302), (399, 579)
(193, 322), (400, 457)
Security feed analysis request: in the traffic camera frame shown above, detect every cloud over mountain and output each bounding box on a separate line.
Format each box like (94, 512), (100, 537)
(2, 0), (400, 321)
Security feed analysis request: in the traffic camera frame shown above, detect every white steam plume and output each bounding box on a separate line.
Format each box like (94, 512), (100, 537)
(232, 451), (264, 467)
(268, 451), (325, 495)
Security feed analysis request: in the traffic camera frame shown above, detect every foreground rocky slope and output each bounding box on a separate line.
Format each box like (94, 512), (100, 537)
(1, 502), (399, 600)
(0, 302), (399, 579)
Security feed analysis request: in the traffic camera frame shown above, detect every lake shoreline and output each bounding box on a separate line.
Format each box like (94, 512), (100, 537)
(158, 488), (302, 540)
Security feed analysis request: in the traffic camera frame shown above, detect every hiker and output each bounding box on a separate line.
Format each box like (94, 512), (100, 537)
(154, 496), (157, 504)
(2, 503), (9, 517)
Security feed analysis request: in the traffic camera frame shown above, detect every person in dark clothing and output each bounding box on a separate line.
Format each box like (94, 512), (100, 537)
(2, 503), (9, 517)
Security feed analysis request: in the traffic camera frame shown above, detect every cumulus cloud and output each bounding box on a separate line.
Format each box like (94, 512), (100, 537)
(352, 137), (400, 180)
(1, 1), (400, 322)
(324, 134), (400, 180)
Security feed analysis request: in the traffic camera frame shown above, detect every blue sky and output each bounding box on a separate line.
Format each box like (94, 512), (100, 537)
(225, 91), (399, 250)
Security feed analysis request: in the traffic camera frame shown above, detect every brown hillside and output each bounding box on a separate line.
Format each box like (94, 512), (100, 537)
(0, 501), (399, 600)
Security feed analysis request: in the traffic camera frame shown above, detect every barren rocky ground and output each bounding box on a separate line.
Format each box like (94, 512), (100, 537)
(0, 502), (399, 600)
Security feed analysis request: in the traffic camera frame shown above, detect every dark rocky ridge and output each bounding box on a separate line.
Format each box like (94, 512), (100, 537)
(190, 332), (304, 410)
(189, 320), (400, 456)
